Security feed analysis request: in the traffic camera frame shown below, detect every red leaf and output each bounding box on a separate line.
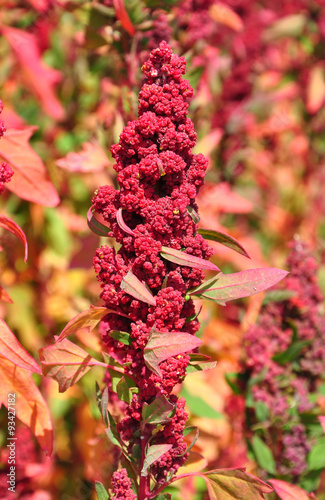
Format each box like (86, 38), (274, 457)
(116, 208), (135, 236)
(0, 127), (60, 206)
(0, 215), (28, 262)
(56, 306), (126, 343)
(209, 3), (244, 32)
(268, 479), (313, 500)
(200, 468), (273, 499)
(39, 338), (105, 392)
(113, 0), (135, 36)
(0, 318), (41, 374)
(144, 327), (202, 378)
(87, 205), (112, 237)
(0, 355), (53, 454)
(2, 26), (65, 120)
(56, 142), (110, 172)
(161, 246), (220, 272)
(189, 268), (288, 304)
(198, 228), (250, 259)
(0, 285), (13, 303)
(121, 270), (156, 306)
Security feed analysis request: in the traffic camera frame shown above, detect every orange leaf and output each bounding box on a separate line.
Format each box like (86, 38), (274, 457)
(306, 66), (325, 114)
(2, 26), (65, 120)
(0, 215), (28, 262)
(0, 126), (60, 206)
(201, 468), (273, 499)
(268, 479), (314, 500)
(56, 142), (111, 173)
(209, 3), (244, 32)
(0, 318), (41, 373)
(39, 338), (106, 392)
(55, 306), (121, 343)
(0, 354), (53, 454)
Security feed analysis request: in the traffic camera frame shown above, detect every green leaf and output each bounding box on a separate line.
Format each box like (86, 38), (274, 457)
(254, 402), (269, 423)
(141, 444), (173, 477)
(142, 394), (174, 425)
(186, 361), (217, 374)
(198, 228), (250, 258)
(116, 376), (134, 404)
(181, 387), (223, 420)
(179, 426), (199, 457)
(225, 372), (242, 395)
(272, 340), (311, 364)
(154, 494), (172, 500)
(95, 481), (109, 500)
(199, 468), (273, 499)
(307, 437), (325, 471)
(262, 289), (297, 305)
(105, 410), (122, 449)
(187, 205), (200, 223)
(109, 330), (132, 345)
(251, 435), (276, 474)
(100, 386), (109, 426)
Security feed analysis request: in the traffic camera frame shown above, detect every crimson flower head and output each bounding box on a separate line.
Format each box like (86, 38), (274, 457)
(92, 41), (213, 486)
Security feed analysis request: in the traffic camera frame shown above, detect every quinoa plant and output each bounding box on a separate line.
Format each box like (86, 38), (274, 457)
(240, 239), (325, 491)
(41, 42), (287, 499)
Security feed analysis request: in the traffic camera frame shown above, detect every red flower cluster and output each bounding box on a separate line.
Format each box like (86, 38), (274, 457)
(111, 469), (137, 500)
(93, 41), (213, 487)
(0, 100), (13, 194)
(243, 240), (325, 479)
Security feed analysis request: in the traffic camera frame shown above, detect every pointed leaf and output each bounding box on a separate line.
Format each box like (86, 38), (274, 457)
(141, 444), (173, 476)
(272, 340), (311, 364)
(109, 330), (132, 345)
(198, 228), (250, 259)
(116, 208), (135, 235)
(187, 206), (200, 223)
(179, 426), (199, 457)
(186, 361), (217, 374)
(200, 468), (273, 499)
(116, 376), (137, 404)
(189, 268), (288, 304)
(0, 215), (28, 262)
(144, 327), (202, 378)
(0, 354), (53, 454)
(0, 285), (13, 304)
(3, 26), (65, 120)
(268, 479), (313, 500)
(39, 338), (105, 392)
(121, 270), (156, 306)
(0, 126), (60, 206)
(0, 318), (41, 373)
(95, 481), (109, 500)
(56, 142), (110, 173)
(113, 0), (135, 36)
(209, 3), (244, 31)
(142, 394), (174, 425)
(251, 435), (276, 474)
(87, 205), (111, 237)
(161, 246), (220, 272)
(56, 306), (126, 343)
